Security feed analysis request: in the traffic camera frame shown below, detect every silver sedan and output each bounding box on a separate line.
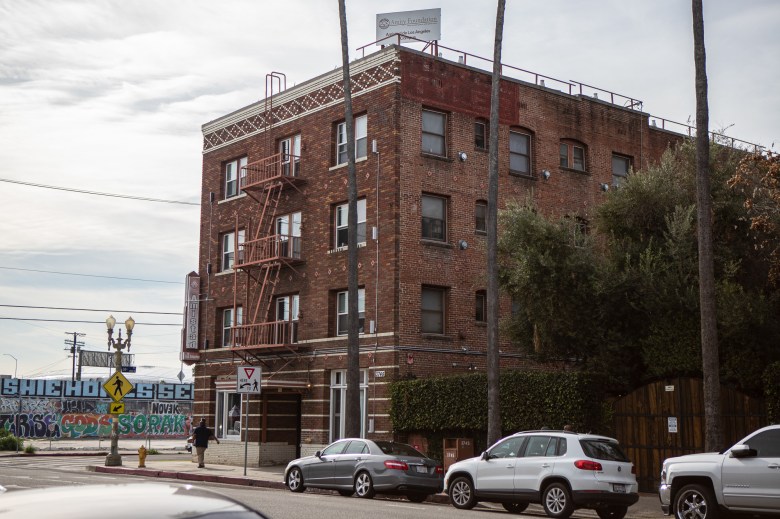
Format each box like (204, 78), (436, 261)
(284, 439), (443, 502)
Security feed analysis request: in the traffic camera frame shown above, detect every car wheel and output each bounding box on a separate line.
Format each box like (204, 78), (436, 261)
(503, 502), (530, 514)
(286, 467), (305, 493)
(449, 476), (477, 510)
(337, 489), (354, 497)
(674, 484), (718, 519)
(407, 493), (427, 503)
(354, 471), (375, 499)
(597, 506), (628, 519)
(542, 482), (574, 519)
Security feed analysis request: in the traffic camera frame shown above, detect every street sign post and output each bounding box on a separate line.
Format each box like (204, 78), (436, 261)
(236, 366), (261, 476)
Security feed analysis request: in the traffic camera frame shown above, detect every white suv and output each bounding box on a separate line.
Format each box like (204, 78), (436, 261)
(444, 430), (639, 519)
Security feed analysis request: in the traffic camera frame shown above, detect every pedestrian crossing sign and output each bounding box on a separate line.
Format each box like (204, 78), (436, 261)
(109, 402), (125, 414)
(103, 371), (134, 402)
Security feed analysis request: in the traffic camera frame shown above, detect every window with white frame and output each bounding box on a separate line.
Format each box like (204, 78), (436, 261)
(221, 230), (245, 271)
(560, 141), (586, 171)
(509, 131), (531, 175)
(330, 369), (368, 442)
(216, 391), (242, 439)
(474, 121), (487, 150)
(334, 199), (366, 249)
(336, 115), (367, 165)
(224, 157), (248, 199)
(421, 194), (447, 241)
(276, 211), (302, 259)
(612, 153), (632, 187)
(276, 294), (299, 344)
(422, 109), (446, 156)
(421, 286), (445, 334)
(280, 135), (301, 177)
(337, 288), (365, 336)
(222, 306), (242, 347)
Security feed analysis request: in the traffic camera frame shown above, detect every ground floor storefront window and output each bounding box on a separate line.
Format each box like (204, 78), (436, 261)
(216, 391), (242, 439)
(330, 369), (367, 442)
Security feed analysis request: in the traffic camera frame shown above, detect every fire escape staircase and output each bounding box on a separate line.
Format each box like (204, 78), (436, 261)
(229, 152), (305, 364)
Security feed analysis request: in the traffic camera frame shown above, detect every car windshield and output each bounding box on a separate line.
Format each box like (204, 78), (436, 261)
(579, 439), (629, 462)
(374, 441), (426, 458)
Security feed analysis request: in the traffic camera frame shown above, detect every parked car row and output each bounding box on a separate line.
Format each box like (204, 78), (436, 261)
(284, 430), (640, 518)
(283, 425), (780, 518)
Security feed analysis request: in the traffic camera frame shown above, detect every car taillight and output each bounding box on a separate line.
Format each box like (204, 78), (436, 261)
(435, 466), (444, 475)
(574, 460), (603, 471)
(384, 460), (409, 471)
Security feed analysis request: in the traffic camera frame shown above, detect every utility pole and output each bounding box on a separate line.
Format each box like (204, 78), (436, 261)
(64, 332), (86, 382)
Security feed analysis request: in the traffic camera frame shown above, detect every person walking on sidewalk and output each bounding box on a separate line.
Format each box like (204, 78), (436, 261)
(191, 418), (219, 468)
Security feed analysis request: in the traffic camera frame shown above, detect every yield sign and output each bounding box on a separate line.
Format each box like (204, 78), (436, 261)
(237, 366), (262, 394)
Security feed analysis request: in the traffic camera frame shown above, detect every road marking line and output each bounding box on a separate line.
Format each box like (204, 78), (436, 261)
(385, 503), (425, 510)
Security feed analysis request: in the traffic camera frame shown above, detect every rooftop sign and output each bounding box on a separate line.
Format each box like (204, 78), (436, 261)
(376, 8), (441, 46)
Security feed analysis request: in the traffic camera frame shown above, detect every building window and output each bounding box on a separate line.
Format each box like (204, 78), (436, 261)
(336, 115), (367, 165)
(221, 230), (245, 271)
(421, 109), (446, 156)
(224, 157), (247, 199)
(216, 391), (242, 439)
(475, 291), (487, 322)
(279, 135), (301, 177)
(334, 199), (366, 249)
(222, 306), (242, 347)
(421, 194), (447, 241)
(276, 294), (299, 344)
(509, 131), (531, 175)
(612, 153), (632, 187)
(276, 211), (302, 259)
(421, 286), (445, 334)
(474, 121), (487, 150)
(560, 141), (586, 171)
(330, 369), (367, 442)
(337, 288), (365, 336)
(475, 200), (487, 234)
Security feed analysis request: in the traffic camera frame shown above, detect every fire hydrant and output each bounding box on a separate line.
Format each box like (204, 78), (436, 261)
(138, 445), (147, 468)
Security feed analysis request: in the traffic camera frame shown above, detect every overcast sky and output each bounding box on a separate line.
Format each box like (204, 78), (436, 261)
(0, 0), (777, 380)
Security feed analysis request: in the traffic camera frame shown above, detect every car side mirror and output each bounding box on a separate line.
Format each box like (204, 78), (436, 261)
(730, 444), (757, 458)
(481, 451), (489, 461)
(315, 450), (322, 458)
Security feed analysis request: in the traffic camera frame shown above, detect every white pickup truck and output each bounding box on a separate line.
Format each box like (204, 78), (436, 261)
(659, 424), (780, 519)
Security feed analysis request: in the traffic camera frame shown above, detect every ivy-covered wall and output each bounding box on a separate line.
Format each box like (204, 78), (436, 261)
(390, 370), (607, 460)
(764, 362), (780, 424)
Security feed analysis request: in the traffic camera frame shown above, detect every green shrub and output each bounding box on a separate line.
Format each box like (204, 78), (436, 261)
(147, 448), (160, 455)
(0, 435), (23, 451)
(764, 362), (780, 424)
(23, 444), (36, 454)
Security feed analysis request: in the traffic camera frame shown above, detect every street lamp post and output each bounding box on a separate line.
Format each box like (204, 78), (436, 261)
(104, 314), (134, 467)
(3, 354), (19, 453)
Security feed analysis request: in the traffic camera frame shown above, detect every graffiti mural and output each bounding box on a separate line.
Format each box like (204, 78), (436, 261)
(0, 378), (193, 439)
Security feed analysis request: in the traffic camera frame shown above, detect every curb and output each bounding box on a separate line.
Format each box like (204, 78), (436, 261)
(93, 466), (287, 490)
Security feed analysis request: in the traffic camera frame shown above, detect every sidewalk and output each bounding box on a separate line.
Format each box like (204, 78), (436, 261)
(6, 444), (664, 518)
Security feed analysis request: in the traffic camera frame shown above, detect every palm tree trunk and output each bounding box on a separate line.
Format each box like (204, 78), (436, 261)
(487, 0), (506, 447)
(338, 0), (361, 439)
(692, 0), (722, 452)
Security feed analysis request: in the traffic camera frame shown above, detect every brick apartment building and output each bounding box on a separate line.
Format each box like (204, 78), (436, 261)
(182, 42), (683, 466)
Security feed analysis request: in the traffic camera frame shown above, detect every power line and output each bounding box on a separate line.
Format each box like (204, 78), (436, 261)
(0, 318), (180, 326)
(0, 266), (184, 284)
(0, 304), (182, 316)
(0, 177), (200, 206)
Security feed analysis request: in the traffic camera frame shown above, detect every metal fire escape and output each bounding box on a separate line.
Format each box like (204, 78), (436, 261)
(229, 72), (305, 361)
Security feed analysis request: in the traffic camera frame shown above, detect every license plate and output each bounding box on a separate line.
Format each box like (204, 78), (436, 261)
(613, 484), (626, 493)
(415, 465), (428, 474)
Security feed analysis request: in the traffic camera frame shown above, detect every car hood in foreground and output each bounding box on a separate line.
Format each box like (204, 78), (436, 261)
(0, 483), (267, 519)
(663, 452), (724, 465)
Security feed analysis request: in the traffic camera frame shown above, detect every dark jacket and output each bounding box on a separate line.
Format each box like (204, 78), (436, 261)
(192, 424), (216, 448)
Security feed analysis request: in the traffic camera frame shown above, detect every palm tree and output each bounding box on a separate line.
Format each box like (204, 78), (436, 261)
(692, 0), (722, 451)
(338, 0), (361, 438)
(487, 0), (507, 447)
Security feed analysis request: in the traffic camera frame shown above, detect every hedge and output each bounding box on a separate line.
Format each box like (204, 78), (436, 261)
(764, 362), (780, 424)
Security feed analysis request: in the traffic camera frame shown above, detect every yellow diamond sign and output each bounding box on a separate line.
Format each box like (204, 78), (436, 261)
(103, 371), (134, 402)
